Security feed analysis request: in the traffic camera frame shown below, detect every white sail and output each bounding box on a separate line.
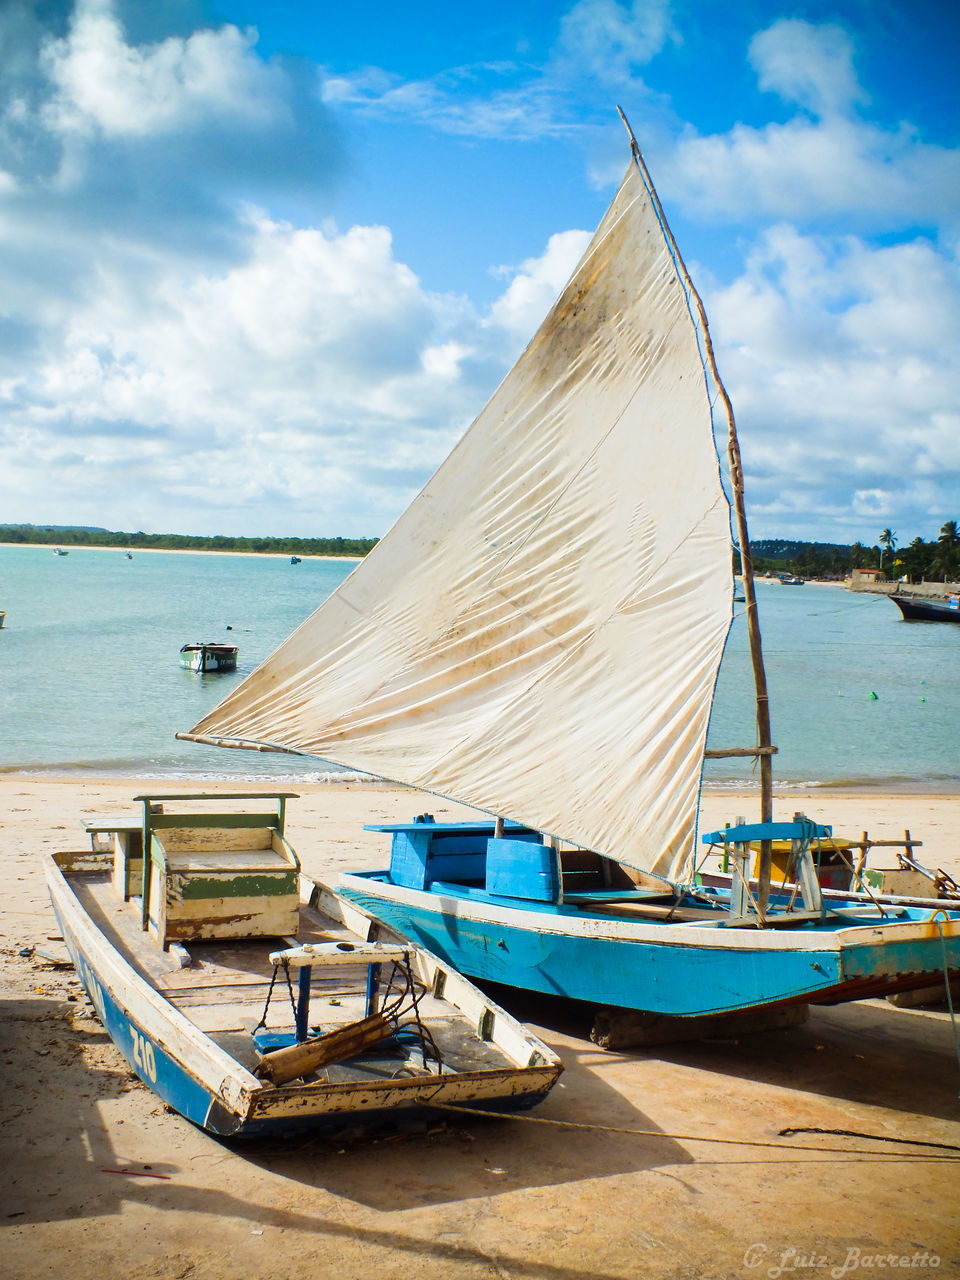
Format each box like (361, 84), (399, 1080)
(186, 159), (734, 883)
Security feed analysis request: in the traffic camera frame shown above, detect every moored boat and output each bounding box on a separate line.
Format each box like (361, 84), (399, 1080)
(45, 793), (561, 1137)
(179, 642), (238, 673)
(891, 592), (960, 623)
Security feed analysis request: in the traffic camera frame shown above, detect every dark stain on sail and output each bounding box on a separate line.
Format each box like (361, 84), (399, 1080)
(521, 183), (678, 399)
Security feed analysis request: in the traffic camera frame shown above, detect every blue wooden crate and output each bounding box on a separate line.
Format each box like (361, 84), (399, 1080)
(486, 837), (559, 903)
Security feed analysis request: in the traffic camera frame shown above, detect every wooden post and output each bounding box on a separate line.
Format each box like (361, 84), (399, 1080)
(854, 831), (869, 890)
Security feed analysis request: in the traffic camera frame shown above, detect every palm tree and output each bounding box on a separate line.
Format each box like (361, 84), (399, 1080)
(937, 520), (959, 582)
(879, 528), (897, 576)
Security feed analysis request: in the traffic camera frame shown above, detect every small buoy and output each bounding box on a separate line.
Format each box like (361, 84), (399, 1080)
(226, 624), (233, 631)
(869, 691), (878, 700)
(921, 696), (926, 703)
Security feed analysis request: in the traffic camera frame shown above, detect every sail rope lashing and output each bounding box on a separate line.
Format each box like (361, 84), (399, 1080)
(427, 1102), (960, 1158)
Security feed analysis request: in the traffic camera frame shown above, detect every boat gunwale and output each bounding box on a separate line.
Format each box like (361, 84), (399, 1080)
(46, 849), (260, 1108)
(337, 870), (960, 953)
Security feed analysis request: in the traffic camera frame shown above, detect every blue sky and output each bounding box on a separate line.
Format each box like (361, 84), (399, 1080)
(0, 0), (957, 543)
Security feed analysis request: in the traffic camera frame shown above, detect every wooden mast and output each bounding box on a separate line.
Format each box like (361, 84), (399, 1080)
(617, 108), (775, 912)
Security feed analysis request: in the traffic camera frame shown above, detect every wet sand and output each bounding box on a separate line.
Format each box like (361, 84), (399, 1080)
(2, 777), (958, 1279)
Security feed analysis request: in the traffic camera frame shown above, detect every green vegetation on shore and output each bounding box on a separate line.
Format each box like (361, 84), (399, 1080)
(751, 522), (959, 582)
(4, 521), (958, 580)
(0, 524), (378, 558)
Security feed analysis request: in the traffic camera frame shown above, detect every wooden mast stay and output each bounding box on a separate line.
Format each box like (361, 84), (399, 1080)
(616, 109), (775, 912)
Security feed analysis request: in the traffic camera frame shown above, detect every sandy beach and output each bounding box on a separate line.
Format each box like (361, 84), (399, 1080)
(3, 776), (959, 1279)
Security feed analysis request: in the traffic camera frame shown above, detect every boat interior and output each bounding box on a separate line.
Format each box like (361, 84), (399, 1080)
(362, 816), (934, 931)
(66, 795), (530, 1086)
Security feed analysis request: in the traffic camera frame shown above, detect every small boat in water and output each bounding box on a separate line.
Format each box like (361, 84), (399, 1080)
(179, 642), (238, 673)
(290, 556), (302, 565)
(890, 592), (960, 623)
(778, 574), (804, 585)
(45, 793), (561, 1137)
(53, 546), (69, 556)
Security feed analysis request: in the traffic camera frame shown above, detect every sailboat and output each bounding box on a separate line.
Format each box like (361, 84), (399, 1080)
(180, 122), (960, 1031)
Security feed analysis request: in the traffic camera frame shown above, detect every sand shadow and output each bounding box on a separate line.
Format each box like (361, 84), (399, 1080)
(1, 997), (655, 1280)
(608, 998), (960, 1124)
(236, 1018), (690, 1210)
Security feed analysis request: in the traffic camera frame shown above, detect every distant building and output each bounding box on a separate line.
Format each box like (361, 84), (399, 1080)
(851, 567), (883, 584)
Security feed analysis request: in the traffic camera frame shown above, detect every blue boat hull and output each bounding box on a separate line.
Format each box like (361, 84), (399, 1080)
(338, 873), (960, 1017)
(52, 899), (243, 1134)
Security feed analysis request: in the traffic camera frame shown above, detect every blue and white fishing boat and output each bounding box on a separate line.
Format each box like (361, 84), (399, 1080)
(180, 126), (960, 1035)
(179, 641), (238, 673)
(45, 793), (561, 1137)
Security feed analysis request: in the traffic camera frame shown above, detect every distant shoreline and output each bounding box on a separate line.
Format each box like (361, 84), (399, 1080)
(0, 541), (362, 563)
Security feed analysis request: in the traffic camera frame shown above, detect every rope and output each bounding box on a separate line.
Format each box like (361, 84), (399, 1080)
(255, 958), (302, 1033)
(429, 1102), (960, 1159)
(780, 1127), (960, 1153)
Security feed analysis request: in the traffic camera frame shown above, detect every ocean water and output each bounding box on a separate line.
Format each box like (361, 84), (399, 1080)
(1, 545), (957, 789)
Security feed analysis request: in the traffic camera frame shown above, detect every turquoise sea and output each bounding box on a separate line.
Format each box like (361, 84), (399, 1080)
(1, 544), (957, 790)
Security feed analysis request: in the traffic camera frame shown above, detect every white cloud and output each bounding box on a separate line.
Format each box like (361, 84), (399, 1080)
(320, 62), (576, 141)
(748, 19), (866, 119)
(555, 0), (676, 80)
(319, 0), (676, 140)
(668, 116), (960, 229)
(40, 2), (282, 139)
(709, 227), (960, 537)
(489, 230), (593, 338)
(0, 205), (521, 533)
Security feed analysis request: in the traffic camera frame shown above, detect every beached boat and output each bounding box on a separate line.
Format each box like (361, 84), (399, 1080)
(890, 592), (960, 623)
(179, 642), (238, 673)
(178, 125), (960, 1032)
(779, 574), (804, 585)
(45, 793), (561, 1137)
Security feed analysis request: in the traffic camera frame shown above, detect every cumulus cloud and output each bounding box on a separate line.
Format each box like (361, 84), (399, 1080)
(709, 227), (960, 538)
(555, 0), (676, 81)
(40, 1), (281, 138)
(0, 208), (507, 533)
(749, 19), (866, 119)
